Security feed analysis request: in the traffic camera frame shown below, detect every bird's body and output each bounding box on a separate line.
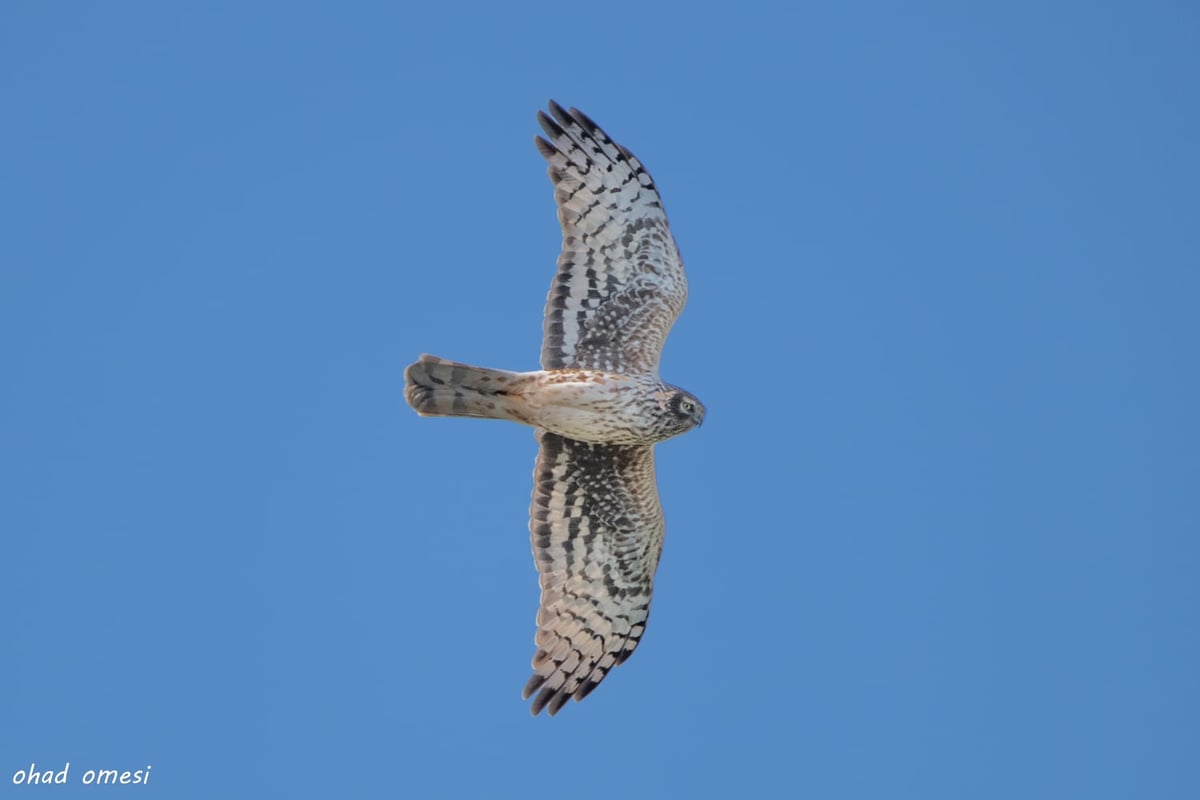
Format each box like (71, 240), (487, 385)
(407, 356), (702, 445)
(404, 101), (703, 715)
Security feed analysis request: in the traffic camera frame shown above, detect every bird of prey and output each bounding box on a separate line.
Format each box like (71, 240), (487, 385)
(405, 101), (704, 715)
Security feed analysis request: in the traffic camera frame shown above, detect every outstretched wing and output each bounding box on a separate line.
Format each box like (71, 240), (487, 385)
(525, 431), (664, 715)
(536, 101), (687, 375)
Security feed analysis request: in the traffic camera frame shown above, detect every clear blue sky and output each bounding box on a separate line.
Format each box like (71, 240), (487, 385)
(3, 2), (1197, 797)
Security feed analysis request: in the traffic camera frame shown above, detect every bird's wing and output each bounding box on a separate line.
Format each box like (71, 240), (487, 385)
(536, 101), (686, 375)
(524, 430), (664, 715)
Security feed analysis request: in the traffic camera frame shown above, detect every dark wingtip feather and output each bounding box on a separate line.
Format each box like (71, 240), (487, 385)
(537, 108), (566, 141)
(525, 672), (576, 716)
(546, 99), (570, 127)
(534, 135), (557, 160)
(547, 691), (571, 716)
(573, 677), (602, 702)
(530, 686), (555, 716)
(568, 106), (601, 135)
(523, 673), (545, 700)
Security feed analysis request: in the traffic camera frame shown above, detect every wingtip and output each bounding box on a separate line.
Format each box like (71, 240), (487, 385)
(536, 107), (566, 141)
(542, 99), (602, 137)
(534, 135), (556, 159)
(529, 687), (553, 716)
(522, 673), (544, 700)
(547, 691), (571, 716)
(567, 106), (601, 135)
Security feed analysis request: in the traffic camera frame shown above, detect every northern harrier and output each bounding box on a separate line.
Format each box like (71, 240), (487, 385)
(405, 101), (704, 715)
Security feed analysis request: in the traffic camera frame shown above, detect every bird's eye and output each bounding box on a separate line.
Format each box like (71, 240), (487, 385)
(679, 399), (694, 414)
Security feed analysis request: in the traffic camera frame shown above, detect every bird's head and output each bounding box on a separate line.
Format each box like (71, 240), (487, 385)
(657, 386), (706, 438)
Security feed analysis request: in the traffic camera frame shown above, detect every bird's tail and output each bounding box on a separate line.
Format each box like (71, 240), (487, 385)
(404, 354), (528, 421)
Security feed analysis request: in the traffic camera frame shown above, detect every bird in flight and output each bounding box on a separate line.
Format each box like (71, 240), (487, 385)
(405, 101), (704, 715)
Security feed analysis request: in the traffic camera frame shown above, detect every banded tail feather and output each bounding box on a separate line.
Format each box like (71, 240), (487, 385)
(404, 354), (526, 421)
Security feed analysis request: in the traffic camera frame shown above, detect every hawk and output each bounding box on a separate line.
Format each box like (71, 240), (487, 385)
(404, 101), (704, 715)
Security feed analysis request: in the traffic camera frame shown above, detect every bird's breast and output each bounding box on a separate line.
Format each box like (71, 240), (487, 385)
(523, 372), (660, 445)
